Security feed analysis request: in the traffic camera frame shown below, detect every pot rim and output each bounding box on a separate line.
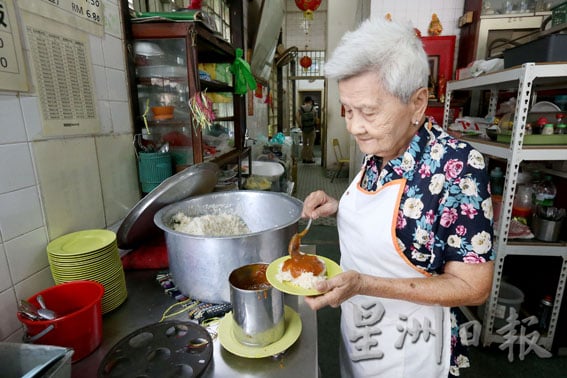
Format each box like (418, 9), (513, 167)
(153, 190), (303, 239)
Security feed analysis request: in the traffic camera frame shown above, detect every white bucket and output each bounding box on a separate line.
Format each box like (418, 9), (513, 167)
(478, 281), (524, 330)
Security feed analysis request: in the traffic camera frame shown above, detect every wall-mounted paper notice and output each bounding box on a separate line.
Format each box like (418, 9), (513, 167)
(19, 0), (104, 37)
(0, 0), (29, 92)
(23, 11), (100, 136)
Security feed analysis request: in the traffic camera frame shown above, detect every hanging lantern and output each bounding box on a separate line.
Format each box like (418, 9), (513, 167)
(295, 0), (322, 21)
(299, 55), (312, 71)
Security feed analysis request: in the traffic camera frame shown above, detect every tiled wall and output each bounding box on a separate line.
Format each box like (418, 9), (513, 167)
(370, 0), (465, 37)
(0, 0), (139, 342)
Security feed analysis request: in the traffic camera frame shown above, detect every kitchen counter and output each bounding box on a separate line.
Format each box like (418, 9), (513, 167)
(72, 269), (319, 377)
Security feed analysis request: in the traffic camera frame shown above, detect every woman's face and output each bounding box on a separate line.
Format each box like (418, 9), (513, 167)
(339, 71), (425, 161)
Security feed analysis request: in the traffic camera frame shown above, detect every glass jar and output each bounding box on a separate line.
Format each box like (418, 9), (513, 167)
(512, 184), (534, 219)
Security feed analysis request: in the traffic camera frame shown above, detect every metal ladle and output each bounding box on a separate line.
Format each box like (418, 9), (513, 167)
(36, 295), (57, 320)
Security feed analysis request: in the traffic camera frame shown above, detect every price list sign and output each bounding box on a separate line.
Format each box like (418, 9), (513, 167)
(24, 11), (99, 136)
(0, 0), (29, 91)
(19, 0), (104, 37)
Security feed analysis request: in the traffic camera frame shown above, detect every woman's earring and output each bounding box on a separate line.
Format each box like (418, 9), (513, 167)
(413, 120), (420, 126)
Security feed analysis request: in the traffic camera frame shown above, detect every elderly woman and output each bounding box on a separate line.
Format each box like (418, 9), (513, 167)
(302, 19), (495, 377)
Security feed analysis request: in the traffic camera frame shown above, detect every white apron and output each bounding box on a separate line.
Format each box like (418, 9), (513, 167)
(337, 172), (451, 378)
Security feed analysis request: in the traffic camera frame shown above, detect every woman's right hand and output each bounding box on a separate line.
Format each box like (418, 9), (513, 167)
(302, 190), (339, 219)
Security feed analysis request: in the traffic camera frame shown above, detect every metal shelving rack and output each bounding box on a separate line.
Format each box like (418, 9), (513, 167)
(443, 63), (567, 350)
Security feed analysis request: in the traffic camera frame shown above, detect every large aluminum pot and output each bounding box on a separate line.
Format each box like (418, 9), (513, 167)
(154, 191), (303, 303)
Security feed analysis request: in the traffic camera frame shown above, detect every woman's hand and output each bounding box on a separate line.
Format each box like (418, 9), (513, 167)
(304, 270), (364, 310)
(302, 190), (339, 219)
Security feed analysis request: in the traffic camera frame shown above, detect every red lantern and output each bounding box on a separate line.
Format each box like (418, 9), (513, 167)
(295, 0), (322, 20)
(299, 55), (312, 71)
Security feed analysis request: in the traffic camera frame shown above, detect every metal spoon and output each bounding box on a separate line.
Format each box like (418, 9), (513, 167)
(18, 299), (40, 320)
(36, 295), (57, 320)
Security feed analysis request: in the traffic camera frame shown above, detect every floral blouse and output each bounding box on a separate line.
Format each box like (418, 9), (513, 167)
(360, 119), (495, 376)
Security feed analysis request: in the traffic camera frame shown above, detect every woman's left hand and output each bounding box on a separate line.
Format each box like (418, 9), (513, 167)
(304, 270), (363, 310)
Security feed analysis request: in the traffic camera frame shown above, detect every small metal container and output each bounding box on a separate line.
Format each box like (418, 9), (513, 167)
(229, 263), (285, 347)
(532, 214), (563, 242)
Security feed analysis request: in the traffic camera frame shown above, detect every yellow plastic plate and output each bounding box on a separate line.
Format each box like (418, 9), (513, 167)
(266, 255), (342, 296)
(218, 306), (301, 358)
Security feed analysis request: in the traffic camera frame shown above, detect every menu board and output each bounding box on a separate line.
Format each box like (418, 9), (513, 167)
(23, 11), (99, 136)
(0, 0), (29, 91)
(19, 0), (104, 37)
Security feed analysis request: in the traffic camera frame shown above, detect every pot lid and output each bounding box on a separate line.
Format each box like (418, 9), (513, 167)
(117, 162), (219, 249)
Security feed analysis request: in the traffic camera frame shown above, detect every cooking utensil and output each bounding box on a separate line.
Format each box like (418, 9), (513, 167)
(36, 295), (57, 320)
(153, 191), (303, 303)
(98, 321), (213, 378)
(288, 218), (312, 256)
(18, 299), (40, 320)
(229, 263), (284, 347)
(117, 162), (219, 249)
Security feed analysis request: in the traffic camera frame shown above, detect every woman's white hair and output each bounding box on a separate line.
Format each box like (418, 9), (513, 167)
(325, 18), (429, 104)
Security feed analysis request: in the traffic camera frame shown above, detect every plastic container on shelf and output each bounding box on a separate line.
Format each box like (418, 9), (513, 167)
(478, 281), (524, 330)
(512, 184), (534, 219)
(555, 112), (566, 134)
(490, 167), (504, 196)
(533, 175), (557, 207)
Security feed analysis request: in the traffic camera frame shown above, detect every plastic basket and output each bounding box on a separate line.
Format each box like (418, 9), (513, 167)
(552, 1), (567, 26)
(138, 152), (172, 193)
(17, 280), (105, 362)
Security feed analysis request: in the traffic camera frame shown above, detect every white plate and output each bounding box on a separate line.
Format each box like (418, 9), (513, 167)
(530, 101), (560, 113)
(134, 42), (163, 57)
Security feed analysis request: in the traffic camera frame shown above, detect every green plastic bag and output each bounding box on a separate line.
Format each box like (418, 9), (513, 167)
(230, 48), (257, 95)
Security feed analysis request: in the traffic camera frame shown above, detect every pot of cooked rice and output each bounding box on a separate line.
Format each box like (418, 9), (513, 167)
(154, 191), (303, 303)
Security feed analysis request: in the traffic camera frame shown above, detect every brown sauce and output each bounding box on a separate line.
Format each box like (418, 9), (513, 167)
(235, 264), (272, 290)
(282, 254), (324, 278)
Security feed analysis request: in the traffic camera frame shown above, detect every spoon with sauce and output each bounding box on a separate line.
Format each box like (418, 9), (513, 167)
(283, 218), (325, 278)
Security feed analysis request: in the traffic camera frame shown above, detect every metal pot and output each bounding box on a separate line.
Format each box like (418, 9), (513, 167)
(154, 191), (303, 303)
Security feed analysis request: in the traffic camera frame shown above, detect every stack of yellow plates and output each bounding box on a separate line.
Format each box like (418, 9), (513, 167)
(47, 229), (128, 314)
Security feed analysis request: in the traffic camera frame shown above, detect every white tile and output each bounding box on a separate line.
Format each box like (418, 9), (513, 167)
(0, 288), (21, 340)
(89, 33), (105, 66)
(96, 135), (140, 225)
(102, 35), (125, 70)
(5, 228), (49, 284)
(0, 244), (13, 292)
(0, 95), (27, 143)
(4, 328), (24, 342)
(93, 65), (109, 101)
(32, 138), (106, 240)
(0, 187), (44, 241)
(104, 1), (123, 38)
(109, 101), (134, 134)
(0, 143), (36, 194)
(106, 68), (129, 102)
(20, 96), (43, 141)
(98, 100), (113, 134)
(14, 267), (55, 304)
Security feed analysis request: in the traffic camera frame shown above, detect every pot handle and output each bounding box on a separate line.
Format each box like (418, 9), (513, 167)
(24, 324), (55, 343)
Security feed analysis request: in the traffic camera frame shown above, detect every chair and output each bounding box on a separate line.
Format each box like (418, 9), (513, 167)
(331, 138), (350, 182)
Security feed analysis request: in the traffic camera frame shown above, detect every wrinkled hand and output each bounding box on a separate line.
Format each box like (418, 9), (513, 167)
(304, 270), (363, 310)
(302, 190), (339, 220)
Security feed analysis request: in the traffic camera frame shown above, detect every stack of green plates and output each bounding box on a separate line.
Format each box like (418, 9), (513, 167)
(47, 229), (128, 314)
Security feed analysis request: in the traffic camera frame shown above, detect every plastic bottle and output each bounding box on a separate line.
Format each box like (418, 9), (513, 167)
(542, 123), (555, 135)
(490, 167), (504, 196)
(538, 295), (553, 333)
(533, 175), (557, 207)
(555, 113), (566, 134)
